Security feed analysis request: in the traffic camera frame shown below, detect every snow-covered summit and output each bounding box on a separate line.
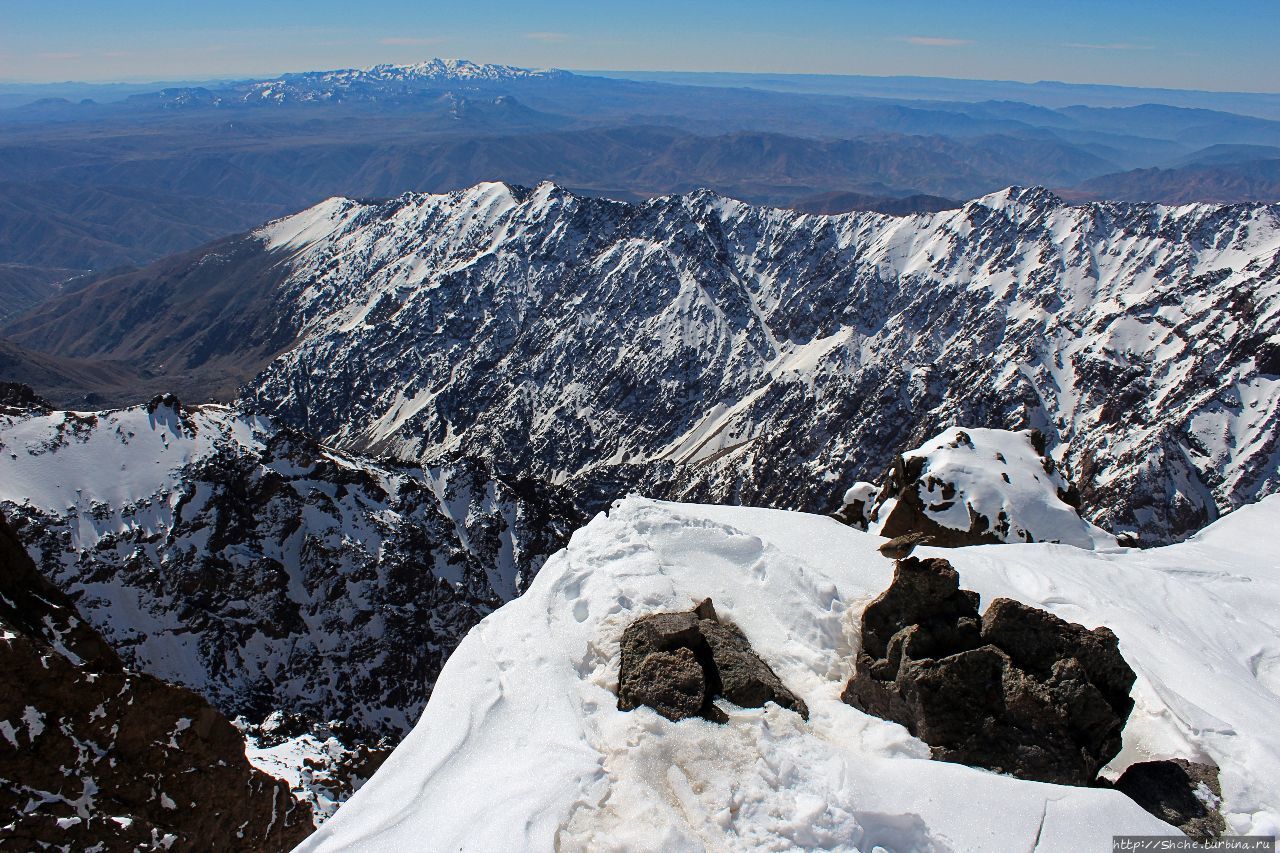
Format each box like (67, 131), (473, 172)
(301, 496), (1280, 850)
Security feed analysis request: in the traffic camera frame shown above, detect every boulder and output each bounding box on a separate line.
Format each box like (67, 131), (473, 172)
(842, 556), (1136, 786)
(623, 647), (706, 721)
(618, 598), (808, 722)
(1112, 759), (1227, 841)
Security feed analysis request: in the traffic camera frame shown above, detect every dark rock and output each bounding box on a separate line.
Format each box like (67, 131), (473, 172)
(623, 647), (707, 721)
(842, 556), (1136, 786)
(618, 598), (808, 722)
(0, 381), (52, 413)
(0, 510), (314, 850)
(878, 531), (934, 559)
(981, 597), (1135, 717)
(857, 557), (981, 661)
(1112, 759), (1227, 842)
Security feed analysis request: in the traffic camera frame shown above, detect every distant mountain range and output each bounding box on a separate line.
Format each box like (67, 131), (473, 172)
(2, 58), (1278, 307)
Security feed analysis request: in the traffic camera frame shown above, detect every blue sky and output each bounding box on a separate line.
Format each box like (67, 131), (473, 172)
(2, 0), (1276, 91)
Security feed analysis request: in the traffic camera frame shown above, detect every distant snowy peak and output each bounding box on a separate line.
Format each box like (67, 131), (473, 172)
(361, 58), (565, 82)
(241, 59), (568, 103)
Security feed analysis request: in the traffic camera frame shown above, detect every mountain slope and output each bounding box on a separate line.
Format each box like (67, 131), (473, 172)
(0, 510), (313, 849)
(301, 496), (1280, 850)
(8, 183), (1279, 543)
(1067, 158), (1280, 204)
(0, 396), (581, 816)
(0, 339), (152, 408)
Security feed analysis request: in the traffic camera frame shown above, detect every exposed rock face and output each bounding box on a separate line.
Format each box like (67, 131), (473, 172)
(0, 511), (313, 850)
(1112, 759), (1228, 842)
(618, 599), (808, 722)
(862, 427), (1114, 548)
(842, 557), (1136, 785)
(236, 713), (394, 824)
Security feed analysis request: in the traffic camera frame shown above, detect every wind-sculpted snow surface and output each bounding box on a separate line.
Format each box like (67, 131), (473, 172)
(0, 397), (579, 817)
(301, 496), (1280, 851)
(241, 182), (1280, 543)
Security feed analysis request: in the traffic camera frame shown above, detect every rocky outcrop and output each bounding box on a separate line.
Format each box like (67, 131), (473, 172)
(1112, 759), (1228, 842)
(0, 382), (51, 413)
(833, 481), (877, 529)
(842, 556), (1135, 785)
(858, 427), (1114, 549)
(0, 511), (313, 850)
(618, 599), (808, 722)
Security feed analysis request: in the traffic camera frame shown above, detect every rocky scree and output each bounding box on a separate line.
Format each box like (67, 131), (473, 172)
(617, 598), (808, 722)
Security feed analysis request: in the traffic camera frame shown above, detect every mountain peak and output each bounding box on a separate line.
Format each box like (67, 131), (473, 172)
(973, 185), (1066, 215)
(358, 58), (567, 82)
(239, 60), (569, 105)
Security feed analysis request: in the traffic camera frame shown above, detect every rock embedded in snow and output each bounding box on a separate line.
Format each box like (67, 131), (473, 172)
(618, 598), (808, 723)
(621, 645), (706, 722)
(833, 481), (877, 529)
(1112, 759), (1227, 841)
(866, 427), (1115, 549)
(843, 555), (1136, 786)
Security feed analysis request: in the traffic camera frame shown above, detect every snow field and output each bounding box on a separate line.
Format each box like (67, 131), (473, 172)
(302, 495), (1280, 851)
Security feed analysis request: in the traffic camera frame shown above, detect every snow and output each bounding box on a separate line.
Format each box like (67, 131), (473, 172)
(242, 728), (355, 822)
(300, 495), (1280, 850)
(260, 198), (362, 253)
(868, 427), (1117, 548)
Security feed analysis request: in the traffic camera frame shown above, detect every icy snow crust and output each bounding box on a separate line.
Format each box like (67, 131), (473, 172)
(869, 426), (1117, 548)
(303, 496), (1280, 851)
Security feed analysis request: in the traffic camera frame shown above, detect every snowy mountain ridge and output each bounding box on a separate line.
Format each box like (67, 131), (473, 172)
(239, 180), (1280, 543)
